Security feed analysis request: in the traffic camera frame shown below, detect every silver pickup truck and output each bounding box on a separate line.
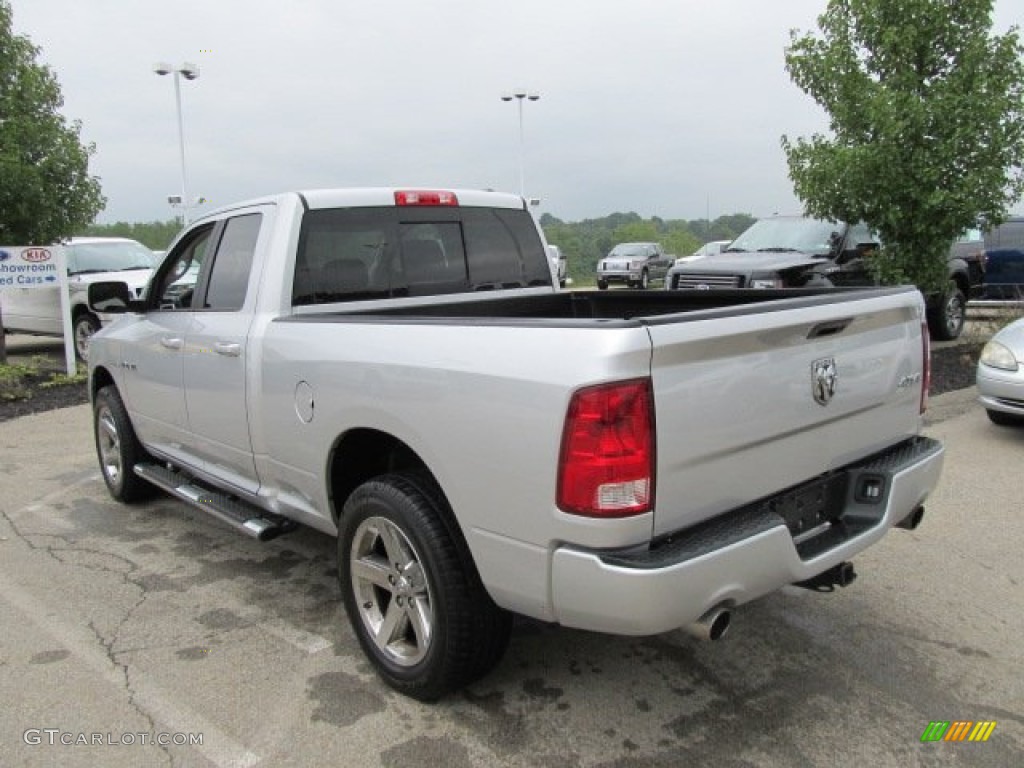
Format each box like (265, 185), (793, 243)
(87, 188), (944, 700)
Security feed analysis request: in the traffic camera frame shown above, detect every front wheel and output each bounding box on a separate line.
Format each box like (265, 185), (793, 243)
(93, 386), (156, 502)
(597, 279), (608, 290)
(338, 473), (511, 701)
(638, 269), (649, 289)
(928, 282), (966, 341)
(74, 313), (101, 362)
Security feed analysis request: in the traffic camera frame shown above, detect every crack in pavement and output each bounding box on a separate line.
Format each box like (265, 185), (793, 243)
(3, 480), (178, 766)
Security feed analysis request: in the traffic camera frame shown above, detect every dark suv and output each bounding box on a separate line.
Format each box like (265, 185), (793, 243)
(664, 215), (985, 340)
(980, 217), (1024, 303)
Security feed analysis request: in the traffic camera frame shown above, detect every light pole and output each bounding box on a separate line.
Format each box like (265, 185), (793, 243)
(153, 62), (199, 224)
(500, 90), (540, 198)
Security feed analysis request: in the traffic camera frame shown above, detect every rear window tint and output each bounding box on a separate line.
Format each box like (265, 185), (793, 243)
(293, 205), (548, 305)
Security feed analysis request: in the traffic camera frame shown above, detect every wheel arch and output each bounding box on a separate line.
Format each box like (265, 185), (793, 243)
(71, 302), (96, 321)
(327, 428), (442, 526)
(90, 365), (117, 402)
(946, 259), (970, 294)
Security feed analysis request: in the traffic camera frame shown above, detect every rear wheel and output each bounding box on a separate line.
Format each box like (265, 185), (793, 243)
(597, 279), (608, 290)
(93, 386), (156, 502)
(338, 473), (512, 701)
(928, 282), (966, 341)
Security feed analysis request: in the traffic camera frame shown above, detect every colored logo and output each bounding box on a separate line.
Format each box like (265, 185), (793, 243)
(21, 248), (52, 263)
(0, 250), (10, 262)
(921, 721), (997, 742)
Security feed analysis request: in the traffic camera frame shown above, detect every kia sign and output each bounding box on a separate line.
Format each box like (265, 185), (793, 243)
(0, 246), (61, 287)
(0, 245), (76, 374)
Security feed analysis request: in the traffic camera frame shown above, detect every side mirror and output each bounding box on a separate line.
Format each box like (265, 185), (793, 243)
(88, 281), (138, 313)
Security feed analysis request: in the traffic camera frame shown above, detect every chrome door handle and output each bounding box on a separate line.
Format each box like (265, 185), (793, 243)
(214, 341), (242, 357)
(160, 336), (183, 350)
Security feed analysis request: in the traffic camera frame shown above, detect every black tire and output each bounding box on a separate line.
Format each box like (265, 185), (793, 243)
(927, 282), (966, 341)
(987, 409), (1024, 427)
(74, 313), (101, 362)
(93, 386), (157, 502)
(639, 269), (649, 289)
(338, 472), (511, 701)
(597, 280), (609, 290)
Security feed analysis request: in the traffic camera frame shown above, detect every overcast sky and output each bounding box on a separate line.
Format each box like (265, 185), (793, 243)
(10, 0), (1024, 225)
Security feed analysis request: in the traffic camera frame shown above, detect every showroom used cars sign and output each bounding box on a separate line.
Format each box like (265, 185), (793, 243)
(0, 246), (62, 287)
(0, 245), (76, 373)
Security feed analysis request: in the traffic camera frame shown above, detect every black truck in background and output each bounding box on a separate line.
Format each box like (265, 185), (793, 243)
(664, 215), (985, 341)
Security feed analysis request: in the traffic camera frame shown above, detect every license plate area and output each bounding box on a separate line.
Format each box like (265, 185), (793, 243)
(768, 472), (850, 545)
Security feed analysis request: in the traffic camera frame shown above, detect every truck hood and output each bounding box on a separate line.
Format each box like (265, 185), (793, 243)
(673, 252), (825, 274)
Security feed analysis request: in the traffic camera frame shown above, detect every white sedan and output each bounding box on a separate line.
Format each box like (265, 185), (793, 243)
(977, 316), (1024, 426)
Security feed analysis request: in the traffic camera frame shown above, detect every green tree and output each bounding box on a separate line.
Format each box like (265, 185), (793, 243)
(81, 219), (183, 251)
(782, 0), (1024, 293)
(611, 220), (660, 244)
(0, 0), (104, 244)
(1, 1), (105, 361)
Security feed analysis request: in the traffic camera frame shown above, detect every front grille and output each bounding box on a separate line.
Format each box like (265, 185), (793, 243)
(671, 273), (742, 289)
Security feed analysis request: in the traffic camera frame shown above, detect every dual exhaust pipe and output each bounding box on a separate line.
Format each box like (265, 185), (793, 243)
(896, 505), (925, 530)
(684, 606), (731, 642)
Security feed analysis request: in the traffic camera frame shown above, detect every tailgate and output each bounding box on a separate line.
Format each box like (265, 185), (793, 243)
(647, 289), (926, 538)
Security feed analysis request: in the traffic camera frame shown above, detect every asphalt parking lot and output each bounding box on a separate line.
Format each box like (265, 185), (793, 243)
(1, 389), (1022, 767)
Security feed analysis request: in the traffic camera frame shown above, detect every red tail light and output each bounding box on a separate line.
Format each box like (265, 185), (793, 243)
(557, 378), (655, 517)
(394, 190), (458, 206)
(921, 321), (930, 414)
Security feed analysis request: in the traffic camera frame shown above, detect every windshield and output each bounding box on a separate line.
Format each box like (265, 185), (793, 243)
(608, 244), (647, 258)
(726, 218), (840, 257)
(65, 241), (157, 274)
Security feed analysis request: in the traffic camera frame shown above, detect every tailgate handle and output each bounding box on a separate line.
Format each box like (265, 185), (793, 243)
(807, 318), (852, 339)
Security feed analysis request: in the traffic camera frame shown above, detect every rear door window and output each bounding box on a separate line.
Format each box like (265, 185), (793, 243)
(202, 213), (262, 310)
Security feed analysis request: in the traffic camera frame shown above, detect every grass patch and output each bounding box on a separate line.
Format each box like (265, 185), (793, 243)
(0, 356), (85, 401)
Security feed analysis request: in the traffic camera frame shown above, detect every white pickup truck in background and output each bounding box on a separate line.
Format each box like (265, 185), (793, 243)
(86, 188), (944, 700)
(1, 237), (156, 360)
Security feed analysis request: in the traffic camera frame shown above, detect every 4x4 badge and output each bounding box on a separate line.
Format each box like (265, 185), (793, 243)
(812, 357), (837, 405)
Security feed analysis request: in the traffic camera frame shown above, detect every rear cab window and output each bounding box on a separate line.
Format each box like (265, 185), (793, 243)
(292, 204), (549, 306)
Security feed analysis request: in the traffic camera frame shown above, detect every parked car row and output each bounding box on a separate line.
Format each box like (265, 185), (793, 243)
(658, 215), (986, 341)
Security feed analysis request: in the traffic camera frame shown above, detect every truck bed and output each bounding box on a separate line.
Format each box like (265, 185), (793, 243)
(288, 286), (908, 324)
